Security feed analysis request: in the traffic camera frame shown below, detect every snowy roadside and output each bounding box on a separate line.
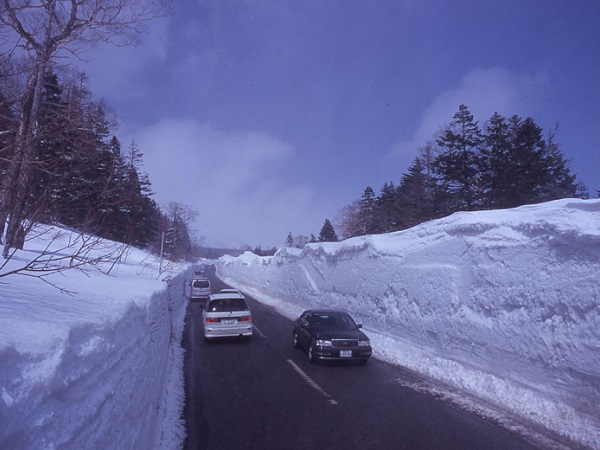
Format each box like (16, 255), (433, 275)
(217, 198), (600, 450)
(2, 198), (599, 449)
(0, 226), (189, 449)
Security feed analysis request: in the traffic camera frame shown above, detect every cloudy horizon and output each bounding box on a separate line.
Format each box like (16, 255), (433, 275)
(76, 0), (599, 248)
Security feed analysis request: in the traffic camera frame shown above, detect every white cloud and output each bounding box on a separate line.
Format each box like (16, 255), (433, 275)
(388, 66), (549, 166)
(76, 17), (170, 100)
(130, 119), (315, 248)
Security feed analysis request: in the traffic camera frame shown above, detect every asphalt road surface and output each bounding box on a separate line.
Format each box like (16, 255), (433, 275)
(183, 274), (539, 450)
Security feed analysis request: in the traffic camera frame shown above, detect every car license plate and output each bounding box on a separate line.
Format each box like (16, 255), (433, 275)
(340, 350), (352, 358)
(221, 319), (236, 324)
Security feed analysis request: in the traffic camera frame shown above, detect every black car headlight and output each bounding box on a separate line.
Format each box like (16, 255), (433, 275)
(315, 339), (333, 347)
(358, 339), (370, 347)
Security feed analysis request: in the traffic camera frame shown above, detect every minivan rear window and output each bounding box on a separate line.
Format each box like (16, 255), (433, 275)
(193, 280), (210, 288)
(208, 299), (248, 312)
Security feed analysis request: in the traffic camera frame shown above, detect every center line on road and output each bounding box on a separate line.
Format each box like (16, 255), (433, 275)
(286, 359), (338, 405)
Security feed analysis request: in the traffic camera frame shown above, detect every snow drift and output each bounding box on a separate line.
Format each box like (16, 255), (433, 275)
(218, 198), (600, 449)
(0, 227), (187, 449)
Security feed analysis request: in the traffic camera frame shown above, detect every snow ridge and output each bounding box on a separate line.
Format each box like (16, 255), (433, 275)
(219, 198), (600, 449)
(0, 233), (188, 450)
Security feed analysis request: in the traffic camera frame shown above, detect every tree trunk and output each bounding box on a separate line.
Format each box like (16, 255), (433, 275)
(1, 59), (47, 257)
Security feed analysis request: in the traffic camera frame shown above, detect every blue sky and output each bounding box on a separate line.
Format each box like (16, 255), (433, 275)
(81, 0), (600, 248)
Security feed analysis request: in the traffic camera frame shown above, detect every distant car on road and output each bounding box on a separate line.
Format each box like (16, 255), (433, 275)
(189, 277), (211, 304)
(293, 310), (372, 365)
(202, 292), (253, 341)
(219, 288), (245, 298)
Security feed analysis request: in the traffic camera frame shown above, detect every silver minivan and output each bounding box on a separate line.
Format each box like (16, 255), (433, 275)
(202, 293), (253, 341)
(190, 277), (211, 303)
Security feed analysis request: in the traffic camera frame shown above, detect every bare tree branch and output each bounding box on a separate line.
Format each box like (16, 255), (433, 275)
(0, 224), (130, 294)
(0, 0), (172, 258)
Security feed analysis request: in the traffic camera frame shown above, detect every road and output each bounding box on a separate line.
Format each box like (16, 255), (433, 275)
(183, 274), (539, 450)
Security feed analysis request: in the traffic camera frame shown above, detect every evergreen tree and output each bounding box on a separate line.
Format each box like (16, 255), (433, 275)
(29, 71), (69, 224)
(114, 140), (161, 247)
(24, 71), (162, 248)
(337, 105), (585, 240)
(359, 186), (376, 235)
(374, 181), (396, 233)
(318, 218), (338, 242)
(480, 112), (512, 209)
(432, 104), (483, 214)
(396, 157), (434, 229)
(502, 116), (550, 207)
(285, 232), (294, 247)
(540, 127), (579, 201)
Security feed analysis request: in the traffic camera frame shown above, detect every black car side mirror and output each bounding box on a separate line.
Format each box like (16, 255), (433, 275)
(357, 324), (363, 329)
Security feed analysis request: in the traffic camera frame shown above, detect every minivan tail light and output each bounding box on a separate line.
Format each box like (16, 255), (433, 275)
(238, 316), (252, 322)
(205, 317), (220, 323)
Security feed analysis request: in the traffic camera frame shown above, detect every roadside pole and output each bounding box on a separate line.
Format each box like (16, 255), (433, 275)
(159, 215), (166, 275)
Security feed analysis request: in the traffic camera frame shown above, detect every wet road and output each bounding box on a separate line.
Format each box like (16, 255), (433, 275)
(182, 275), (539, 450)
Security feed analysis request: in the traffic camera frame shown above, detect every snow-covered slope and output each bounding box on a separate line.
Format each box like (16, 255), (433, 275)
(0, 227), (188, 449)
(1, 199), (598, 449)
(218, 198), (600, 450)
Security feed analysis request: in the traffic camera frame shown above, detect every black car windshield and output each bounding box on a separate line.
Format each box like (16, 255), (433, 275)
(208, 298), (248, 312)
(311, 314), (356, 331)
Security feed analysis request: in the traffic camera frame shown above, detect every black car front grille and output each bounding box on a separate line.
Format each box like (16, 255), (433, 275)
(332, 339), (358, 348)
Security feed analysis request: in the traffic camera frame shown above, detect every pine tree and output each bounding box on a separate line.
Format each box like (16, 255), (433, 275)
(285, 232), (294, 247)
(0, 0), (169, 257)
(374, 182), (396, 233)
(318, 218), (338, 242)
(29, 71), (69, 224)
(359, 186), (376, 235)
(540, 127), (579, 201)
(503, 116), (549, 206)
(432, 104), (483, 214)
(396, 157), (434, 229)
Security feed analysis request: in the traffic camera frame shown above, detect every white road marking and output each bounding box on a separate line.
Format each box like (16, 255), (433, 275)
(286, 359), (338, 405)
(252, 324), (266, 338)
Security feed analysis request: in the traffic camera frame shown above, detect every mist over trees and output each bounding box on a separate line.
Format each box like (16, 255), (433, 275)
(338, 104), (588, 240)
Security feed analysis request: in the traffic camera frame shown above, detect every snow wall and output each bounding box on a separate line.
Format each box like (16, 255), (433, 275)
(218, 198), (600, 449)
(0, 272), (188, 449)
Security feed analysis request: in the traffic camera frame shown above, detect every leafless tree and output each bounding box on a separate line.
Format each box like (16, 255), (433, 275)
(0, 0), (171, 258)
(0, 223), (130, 294)
(165, 202), (197, 261)
(335, 200), (362, 240)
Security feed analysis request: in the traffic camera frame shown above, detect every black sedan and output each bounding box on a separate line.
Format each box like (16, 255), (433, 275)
(293, 309), (372, 365)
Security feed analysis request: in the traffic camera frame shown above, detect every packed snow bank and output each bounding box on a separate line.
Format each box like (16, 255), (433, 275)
(0, 226), (188, 449)
(218, 198), (600, 449)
